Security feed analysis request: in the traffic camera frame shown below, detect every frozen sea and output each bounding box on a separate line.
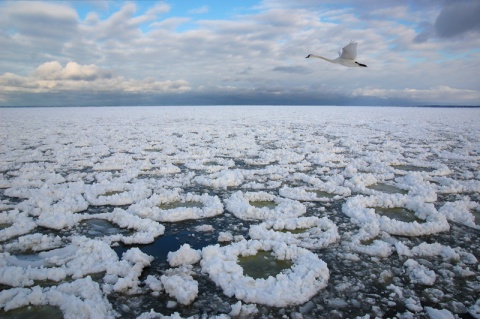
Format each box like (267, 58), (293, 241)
(0, 106), (479, 319)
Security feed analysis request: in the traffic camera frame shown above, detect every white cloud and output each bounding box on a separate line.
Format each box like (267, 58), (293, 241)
(188, 6), (209, 15)
(352, 86), (480, 104)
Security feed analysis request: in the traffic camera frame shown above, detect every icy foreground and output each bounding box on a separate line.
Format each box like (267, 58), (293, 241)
(0, 106), (479, 319)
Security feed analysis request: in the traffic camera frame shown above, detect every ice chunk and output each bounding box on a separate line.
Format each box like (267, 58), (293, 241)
(195, 224), (214, 232)
(167, 244), (202, 267)
(425, 307), (455, 319)
(218, 231), (234, 243)
(103, 247), (153, 294)
(161, 273), (198, 305)
(229, 301), (258, 317)
(404, 259), (436, 286)
(144, 275), (163, 295)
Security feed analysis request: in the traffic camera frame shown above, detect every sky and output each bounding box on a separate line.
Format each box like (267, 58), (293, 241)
(0, 0), (479, 107)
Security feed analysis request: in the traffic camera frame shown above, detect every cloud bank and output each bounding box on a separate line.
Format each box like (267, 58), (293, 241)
(0, 61), (190, 95)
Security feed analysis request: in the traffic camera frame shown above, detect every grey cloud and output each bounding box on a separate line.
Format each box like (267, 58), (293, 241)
(434, 1), (480, 38)
(0, 2), (78, 40)
(414, 0), (480, 42)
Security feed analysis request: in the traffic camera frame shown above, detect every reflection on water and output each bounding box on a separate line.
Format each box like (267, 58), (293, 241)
(238, 251), (293, 279)
(374, 207), (422, 223)
(249, 201), (277, 209)
(367, 183), (407, 194)
(103, 190), (126, 196)
(158, 201), (203, 210)
(277, 228), (308, 234)
(473, 209), (480, 225)
(0, 305), (63, 319)
(80, 219), (132, 238)
(392, 165), (435, 172)
(306, 190), (336, 198)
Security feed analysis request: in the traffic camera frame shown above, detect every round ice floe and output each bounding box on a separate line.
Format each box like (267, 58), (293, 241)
(3, 234), (63, 253)
(0, 277), (115, 318)
(92, 152), (136, 172)
(279, 186), (347, 202)
(249, 217), (339, 249)
(391, 161), (451, 176)
(36, 206), (165, 245)
(15, 181), (89, 217)
(439, 200), (480, 229)
(394, 173), (437, 202)
(344, 223), (394, 258)
(194, 169), (244, 190)
(283, 173), (351, 199)
(128, 189), (223, 222)
(0, 236), (118, 287)
(139, 163), (181, 176)
(84, 182), (152, 206)
(201, 239), (329, 307)
(224, 191), (306, 220)
(342, 194), (450, 236)
(185, 158), (235, 173)
(431, 176), (480, 194)
(90, 208), (165, 245)
(0, 210), (36, 242)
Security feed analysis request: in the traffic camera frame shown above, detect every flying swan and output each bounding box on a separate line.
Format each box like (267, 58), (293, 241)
(306, 41), (367, 67)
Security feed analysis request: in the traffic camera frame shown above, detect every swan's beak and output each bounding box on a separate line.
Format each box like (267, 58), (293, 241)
(305, 54), (311, 58)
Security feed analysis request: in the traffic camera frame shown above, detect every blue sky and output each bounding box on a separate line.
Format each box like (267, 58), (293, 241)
(0, 0), (479, 106)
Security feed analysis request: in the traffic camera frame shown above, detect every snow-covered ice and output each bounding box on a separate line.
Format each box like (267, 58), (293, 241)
(0, 106), (479, 318)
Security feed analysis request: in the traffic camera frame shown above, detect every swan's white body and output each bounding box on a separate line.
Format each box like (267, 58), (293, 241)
(306, 41), (367, 67)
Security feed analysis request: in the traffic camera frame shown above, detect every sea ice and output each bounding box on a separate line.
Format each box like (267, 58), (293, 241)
(1, 106), (479, 318)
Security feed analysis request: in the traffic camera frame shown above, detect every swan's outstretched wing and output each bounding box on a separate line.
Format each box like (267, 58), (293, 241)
(340, 41), (357, 60)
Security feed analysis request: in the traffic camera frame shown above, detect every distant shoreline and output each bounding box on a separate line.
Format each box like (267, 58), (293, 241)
(0, 105), (479, 109)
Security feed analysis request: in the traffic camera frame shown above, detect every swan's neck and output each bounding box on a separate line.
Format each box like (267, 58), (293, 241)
(307, 54), (337, 63)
